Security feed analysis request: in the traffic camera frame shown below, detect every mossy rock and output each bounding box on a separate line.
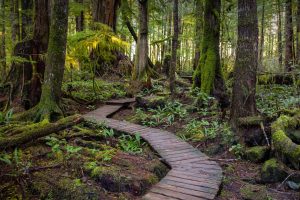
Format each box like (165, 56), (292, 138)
(261, 158), (288, 183)
(286, 127), (300, 144)
(245, 146), (270, 163)
(271, 113), (300, 169)
(240, 183), (269, 200)
(136, 96), (167, 109)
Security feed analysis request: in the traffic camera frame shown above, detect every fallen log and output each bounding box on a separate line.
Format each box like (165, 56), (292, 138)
(0, 114), (83, 150)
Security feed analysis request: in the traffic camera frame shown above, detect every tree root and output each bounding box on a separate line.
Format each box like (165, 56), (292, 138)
(0, 114), (83, 150)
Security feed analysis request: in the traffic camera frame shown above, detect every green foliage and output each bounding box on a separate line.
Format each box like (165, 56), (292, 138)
(118, 133), (145, 154)
(103, 128), (115, 138)
(62, 79), (126, 102)
(229, 144), (245, 159)
(134, 101), (187, 127)
(257, 85), (300, 118)
(0, 108), (13, 125)
(66, 25), (128, 70)
(0, 149), (31, 179)
(45, 136), (82, 160)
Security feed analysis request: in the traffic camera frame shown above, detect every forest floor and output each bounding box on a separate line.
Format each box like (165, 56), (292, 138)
(1, 77), (300, 200)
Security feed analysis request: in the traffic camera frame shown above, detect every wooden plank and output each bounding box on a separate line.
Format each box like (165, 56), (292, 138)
(166, 155), (206, 162)
(169, 170), (222, 181)
(173, 167), (222, 177)
(170, 157), (210, 165)
(160, 179), (216, 194)
(163, 176), (219, 190)
(172, 163), (221, 170)
(156, 182), (214, 199)
(166, 173), (219, 186)
(143, 192), (177, 200)
(150, 186), (205, 200)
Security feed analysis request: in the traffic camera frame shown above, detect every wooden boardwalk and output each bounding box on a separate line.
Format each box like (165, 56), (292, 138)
(84, 99), (222, 200)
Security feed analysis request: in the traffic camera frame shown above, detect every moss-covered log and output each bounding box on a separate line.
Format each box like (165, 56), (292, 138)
(0, 114), (83, 150)
(237, 116), (264, 126)
(271, 112), (300, 169)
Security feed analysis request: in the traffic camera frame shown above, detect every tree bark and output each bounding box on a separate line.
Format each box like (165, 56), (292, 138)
(193, 0), (203, 71)
(133, 0), (148, 80)
(169, 0), (179, 94)
(21, 0), (33, 40)
(92, 0), (120, 32)
(0, 115), (83, 150)
(193, 0), (227, 101)
(5, 0), (49, 109)
(230, 0), (258, 125)
(75, 0), (84, 32)
(277, 0), (283, 69)
(296, 0), (300, 64)
(0, 0), (6, 79)
(285, 0), (293, 71)
(259, 0), (265, 71)
(34, 0), (69, 121)
(11, 0), (20, 42)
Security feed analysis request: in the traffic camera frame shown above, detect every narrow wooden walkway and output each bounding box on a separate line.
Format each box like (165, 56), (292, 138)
(84, 99), (222, 200)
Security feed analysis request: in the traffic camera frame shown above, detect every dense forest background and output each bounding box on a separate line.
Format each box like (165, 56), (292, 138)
(0, 0), (299, 199)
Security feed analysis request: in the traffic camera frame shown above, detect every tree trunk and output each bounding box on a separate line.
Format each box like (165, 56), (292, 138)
(4, 0), (49, 109)
(21, 0), (33, 40)
(277, 0), (283, 69)
(0, 114), (83, 150)
(193, 0), (227, 101)
(11, 0), (20, 42)
(133, 0), (148, 80)
(297, 0), (300, 64)
(193, 0), (203, 71)
(285, 0), (293, 71)
(75, 0), (84, 32)
(259, 0), (265, 71)
(34, 0), (69, 121)
(0, 0), (6, 79)
(92, 0), (120, 32)
(230, 0), (258, 125)
(169, 0), (179, 94)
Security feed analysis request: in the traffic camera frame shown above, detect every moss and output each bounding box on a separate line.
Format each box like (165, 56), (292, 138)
(245, 146), (269, 163)
(240, 184), (269, 200)
(261, 158), (288, 183)
(271, 113), (300, 169)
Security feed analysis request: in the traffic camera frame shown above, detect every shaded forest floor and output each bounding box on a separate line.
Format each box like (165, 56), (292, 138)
(1, 76), (300, 199)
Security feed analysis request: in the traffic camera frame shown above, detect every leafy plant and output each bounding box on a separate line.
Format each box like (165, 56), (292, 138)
(103, 128), (115, 138)
(0, 108), (14, 125)
(119, 133), (145, 154)
(229, 144), (245, 159)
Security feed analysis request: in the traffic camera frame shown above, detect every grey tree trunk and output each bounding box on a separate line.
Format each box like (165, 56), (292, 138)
(169, 0), (179, 94)
(285, 0), (293, 71)
(133, 0), (148, 80)
(35, 0), (69, 120)
(277, 0), (283, 70)
(76, 0), (84, 32)
(230, 0), (258, 125)
(193, 0), (203, 71)
(259, 0), (265, 71)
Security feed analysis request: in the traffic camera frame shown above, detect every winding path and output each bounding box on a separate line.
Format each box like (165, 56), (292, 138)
(84, 98), (222, 200)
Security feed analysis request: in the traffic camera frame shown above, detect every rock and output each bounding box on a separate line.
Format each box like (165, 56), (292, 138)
(245, 146), (269, 163)
(261, 158), (288, 183)
(240, 184), (269, 200)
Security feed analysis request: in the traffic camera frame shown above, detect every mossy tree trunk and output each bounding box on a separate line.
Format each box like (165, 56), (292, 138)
(133, 0), (148, 80)
(0, 0), (6, 80)
(230, 0), (258, 126)
(10, 0), (20, 42)
(285, 0), (293, 72)
(33, 0), (69, 121)
(4, 0), (49, 109)
(169, 0), (179, 94)
(193, 0), (227, 99)
(193, 0), (203, 71)
(296, 0), (300, 64)
(258, 0), (265, 71)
